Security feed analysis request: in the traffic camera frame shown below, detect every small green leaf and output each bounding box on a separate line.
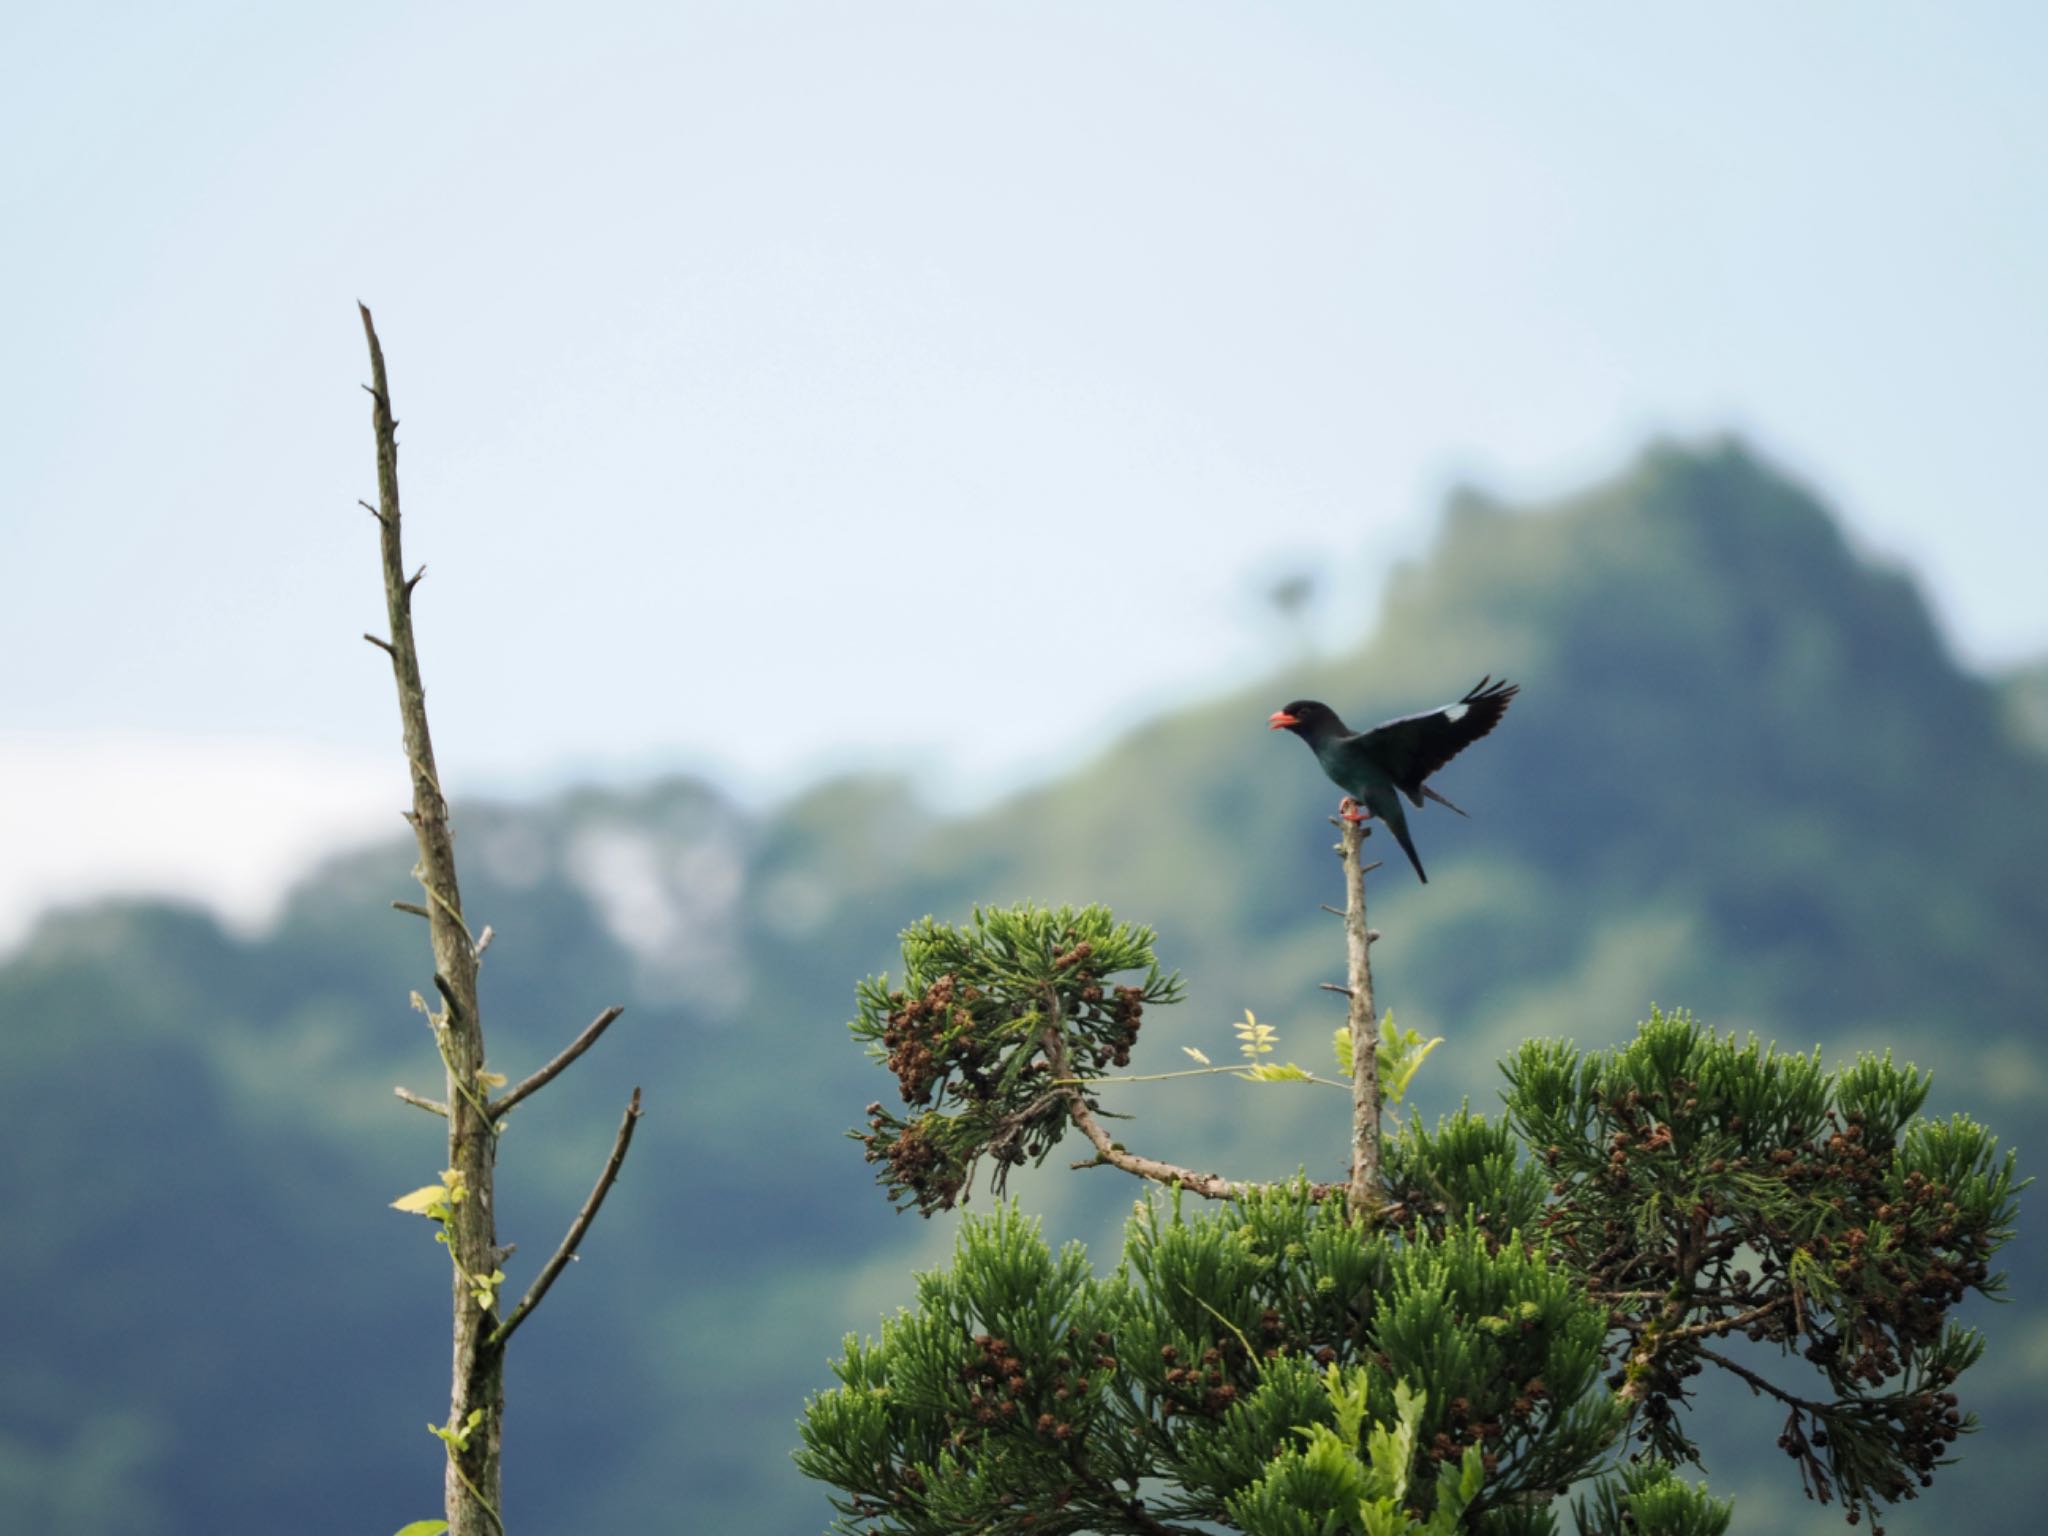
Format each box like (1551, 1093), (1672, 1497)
(476, 1069), (508, 1089)
(1182, 1046), (1212, 1066)
(1376, 1013), (1445, 1107)
(391, 1185), (449, 1216)
(393, 1522), (450, 1536)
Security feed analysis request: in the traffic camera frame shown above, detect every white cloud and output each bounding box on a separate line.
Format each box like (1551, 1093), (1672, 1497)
(0, 733), (400, 954)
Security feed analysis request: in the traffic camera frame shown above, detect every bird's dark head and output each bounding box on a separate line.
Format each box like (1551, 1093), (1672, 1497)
(1268, 700), (1346, 741)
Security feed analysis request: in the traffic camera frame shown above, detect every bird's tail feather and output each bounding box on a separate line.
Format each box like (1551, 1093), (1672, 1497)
(1386, 812), (1428, 884)
(1422, 785), (1469, 818)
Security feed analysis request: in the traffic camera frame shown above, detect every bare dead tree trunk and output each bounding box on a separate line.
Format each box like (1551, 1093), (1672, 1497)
(360, 305), (639, 1535)
(1339, 817), (1381, 1219)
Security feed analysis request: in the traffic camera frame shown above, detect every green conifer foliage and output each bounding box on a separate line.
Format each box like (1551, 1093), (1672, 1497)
(849, 905), (1183, 1216)
(1502, 1008), (2021, 1529)
(800, 906), (2018, 1535)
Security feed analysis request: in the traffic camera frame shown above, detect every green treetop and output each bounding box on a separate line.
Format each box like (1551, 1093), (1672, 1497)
(797, 821), (2019, 1535)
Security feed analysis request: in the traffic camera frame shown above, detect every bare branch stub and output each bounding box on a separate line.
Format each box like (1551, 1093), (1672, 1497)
(432, 972), (465, 1022)
(489, 1005), (627, 1121)
(396, 1085), (450, 1117)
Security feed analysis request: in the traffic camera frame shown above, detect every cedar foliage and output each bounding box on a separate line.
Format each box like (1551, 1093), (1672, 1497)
(797, 904), (2019, 1535)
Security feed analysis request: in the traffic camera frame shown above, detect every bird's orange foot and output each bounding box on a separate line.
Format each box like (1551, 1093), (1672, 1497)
(1337, 797), (1373, 824)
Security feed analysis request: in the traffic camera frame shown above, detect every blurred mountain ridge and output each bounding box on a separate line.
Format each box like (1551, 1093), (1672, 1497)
(3, 437), (2042, 1535)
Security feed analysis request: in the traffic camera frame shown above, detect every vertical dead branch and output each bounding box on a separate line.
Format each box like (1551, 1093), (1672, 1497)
(359, 303), (504, 1535)
(359, 305), (633, 1536)
(1340, 817), (1382, 1219)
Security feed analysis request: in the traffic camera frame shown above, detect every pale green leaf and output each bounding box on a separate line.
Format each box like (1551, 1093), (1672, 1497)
(390, 1185), (448, 1216)
(1233, 1009), (1283, 1060)
(1376, 1013), (1445, 1107)
(1181, 1046), (1212, 1066)
(1242, 1061), (1312, 1083)
(393, 1523), (449, 1536)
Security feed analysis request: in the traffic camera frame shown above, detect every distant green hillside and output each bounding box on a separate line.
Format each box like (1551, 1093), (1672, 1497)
(2, 441), (2039, 1535)
(2002, 658), (2048, 759)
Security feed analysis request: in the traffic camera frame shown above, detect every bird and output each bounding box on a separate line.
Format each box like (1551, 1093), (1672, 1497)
(1268, 676), (1519, 883)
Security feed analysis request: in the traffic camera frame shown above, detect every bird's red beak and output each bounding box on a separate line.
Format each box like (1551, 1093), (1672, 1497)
(1268, 711), (1299, 730)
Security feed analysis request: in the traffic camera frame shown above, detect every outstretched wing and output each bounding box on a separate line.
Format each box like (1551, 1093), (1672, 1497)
(1360, 676), (1519, 799)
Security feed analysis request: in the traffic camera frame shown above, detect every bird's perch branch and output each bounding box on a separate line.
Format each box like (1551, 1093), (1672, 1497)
(488, 1088), (643, 1351)
(489, 1005), (627, 1121)
(1339, 816), (1382, 1219)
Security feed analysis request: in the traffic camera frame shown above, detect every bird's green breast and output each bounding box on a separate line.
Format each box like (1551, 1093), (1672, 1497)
(1313, 737), (1392, 798)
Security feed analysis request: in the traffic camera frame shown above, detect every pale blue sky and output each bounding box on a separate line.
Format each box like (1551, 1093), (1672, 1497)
(2, 2), (2044, 936)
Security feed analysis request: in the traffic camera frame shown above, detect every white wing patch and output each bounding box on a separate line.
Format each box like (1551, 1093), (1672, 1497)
(1442, 703), (1469, 723)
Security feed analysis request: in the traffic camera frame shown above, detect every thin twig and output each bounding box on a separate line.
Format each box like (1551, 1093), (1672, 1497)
(446, 1457), (505, 1536)
(422, 880), (474, 946)
(393, 900), (431, 919)
(1052, 1066), (1347, 1090)
(364, 633), (396, 656)
(1042, 1027), (1259, 1201)
(489, 1006), (627, 1121)
(1320, 983), (1353, 997)
(396, 1085), (450, 1117)
(1666, 1296), (1792, 1343)
(1696, 1345), (1832, 1415)
(487, 1088), (643, 1351)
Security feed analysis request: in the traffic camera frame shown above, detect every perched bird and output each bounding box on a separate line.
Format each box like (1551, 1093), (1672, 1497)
(1268, 677), (1520, 883)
